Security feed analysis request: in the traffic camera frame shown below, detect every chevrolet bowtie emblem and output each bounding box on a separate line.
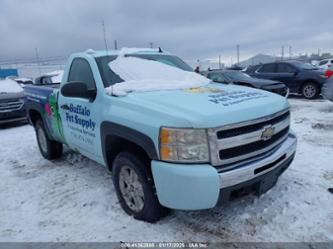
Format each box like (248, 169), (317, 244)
(261, 126), (275, 140)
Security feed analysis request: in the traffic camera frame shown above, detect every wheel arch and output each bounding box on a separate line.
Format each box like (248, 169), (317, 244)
(27, 107), (53, 140)
(101, 122), (159, 171)
(28, 109), (42, 126)
(298, 79), (321, 94)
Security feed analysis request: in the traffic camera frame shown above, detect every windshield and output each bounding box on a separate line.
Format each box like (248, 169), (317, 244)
(96, 54), (193, 87)
(128, 54), (193, 72)
(291, 61), (317, 70)
(223, 71), (252, 81)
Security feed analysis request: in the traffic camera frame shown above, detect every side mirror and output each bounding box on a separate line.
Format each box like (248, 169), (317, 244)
(60, 82), (96, 102)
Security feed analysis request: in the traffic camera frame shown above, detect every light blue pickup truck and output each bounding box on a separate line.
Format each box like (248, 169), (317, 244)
(24, 48), (297, 222)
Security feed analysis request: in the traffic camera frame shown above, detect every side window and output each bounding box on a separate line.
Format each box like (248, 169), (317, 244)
(68, 58), (96, 90)
(258, 63), (276, 73)
(277, 63), (296, 73)
(41, 77), (52, 84)
(208, 72), (228, 83)
(319, 60), (328, 66)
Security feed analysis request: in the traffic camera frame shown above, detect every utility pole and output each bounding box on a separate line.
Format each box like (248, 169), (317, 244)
(101, 19), (109, 52)
(289, 46), (292, 60)
(318, 48), (321, 56)
(219, 55), (221, 69)
(236, 44), (240, 65)
(35, 48), (41, 75)
(114, 40), (118, 50)
(149, 42), (154, 48)
(281, 46), (284, 61)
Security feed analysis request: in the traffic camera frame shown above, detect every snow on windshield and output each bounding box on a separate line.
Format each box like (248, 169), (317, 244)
(0, 79), (23, 93)
(105, 48), (210, 96)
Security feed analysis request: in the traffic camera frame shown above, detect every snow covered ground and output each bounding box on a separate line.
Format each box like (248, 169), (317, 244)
(0, 98), (332, 242)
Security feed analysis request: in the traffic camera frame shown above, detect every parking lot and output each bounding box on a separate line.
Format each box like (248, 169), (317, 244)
(0, 98), (332, 242)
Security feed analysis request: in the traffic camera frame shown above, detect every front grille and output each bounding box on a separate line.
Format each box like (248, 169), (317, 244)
(217, 111), (289, 139)
(219, 127), (289, 160)
(208, 109), (290, 166)
(0, 99), (24, 113)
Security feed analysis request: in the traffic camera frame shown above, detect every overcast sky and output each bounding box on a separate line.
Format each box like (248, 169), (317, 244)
(0, 0), (332, 63)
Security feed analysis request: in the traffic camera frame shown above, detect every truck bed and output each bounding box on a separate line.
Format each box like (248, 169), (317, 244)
(24, 84), (58, 102)
(24, 83), (64, 143)
(32, 83), (60, 89)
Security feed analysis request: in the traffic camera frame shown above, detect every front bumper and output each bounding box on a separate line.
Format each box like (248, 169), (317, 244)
(0, 105), (27, 124)
(151, 133), (297, 210)
(263, 85), (289, 98)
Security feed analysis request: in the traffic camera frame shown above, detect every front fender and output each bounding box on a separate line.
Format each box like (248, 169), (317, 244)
(100, 121), (159, 166)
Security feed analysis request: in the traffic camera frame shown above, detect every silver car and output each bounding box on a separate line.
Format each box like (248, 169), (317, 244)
(322, 77), (333, 101)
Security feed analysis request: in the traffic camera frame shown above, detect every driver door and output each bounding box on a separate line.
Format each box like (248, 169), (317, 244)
(58, 58), (101, 161)
(276, 63), (298, 91)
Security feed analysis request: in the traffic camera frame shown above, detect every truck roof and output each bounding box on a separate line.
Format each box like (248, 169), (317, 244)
(75, 48), (172, 58)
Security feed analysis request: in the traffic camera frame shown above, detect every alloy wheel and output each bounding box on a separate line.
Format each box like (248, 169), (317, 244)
(118, 165), (145, 212)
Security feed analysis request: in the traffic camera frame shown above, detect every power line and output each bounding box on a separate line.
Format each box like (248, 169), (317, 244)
(0, 56), (67, 65)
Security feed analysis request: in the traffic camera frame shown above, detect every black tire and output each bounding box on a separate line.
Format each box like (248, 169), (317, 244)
(112, 151), (169, 222)
(35, 120), (63, 160)
(301, 82), (320, 99)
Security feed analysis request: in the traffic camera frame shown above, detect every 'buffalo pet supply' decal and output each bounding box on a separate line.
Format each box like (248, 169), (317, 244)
(209, 90), (268, 106)
(65, 104), (96, 131)
(186, 87), (224, 94)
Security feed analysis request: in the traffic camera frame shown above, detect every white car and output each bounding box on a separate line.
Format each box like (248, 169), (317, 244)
(34, 70), (64, 85)
(322, 76), (333, 101)
(317, 59), (333, 70)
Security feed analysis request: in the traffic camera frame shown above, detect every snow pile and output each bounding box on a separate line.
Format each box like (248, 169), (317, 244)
(0, 99), (333, 242)
(14, 78), (33, 82)
(0, 79), (23, 93)
(105, 48), (210, 96)
(116, 47), (162, 56)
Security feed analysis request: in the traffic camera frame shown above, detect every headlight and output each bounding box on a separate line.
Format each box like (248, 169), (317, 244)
(159, 127), (209, 163)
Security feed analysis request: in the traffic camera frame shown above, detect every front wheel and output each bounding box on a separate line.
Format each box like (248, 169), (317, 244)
(112, 152), (169, 222)
(35, 120), (63, 159)
(301, 82), (320, 99)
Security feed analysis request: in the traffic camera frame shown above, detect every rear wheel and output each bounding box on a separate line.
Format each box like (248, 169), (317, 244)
(301, 82), (320, 99)
(35, 120), (63, 159)
(112, 151), (169, 222)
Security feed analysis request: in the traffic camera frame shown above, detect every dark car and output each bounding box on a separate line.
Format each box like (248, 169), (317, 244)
(244, 61), (327, 99)
(204, 70), (289, 97)
(0, 79), (27, 124)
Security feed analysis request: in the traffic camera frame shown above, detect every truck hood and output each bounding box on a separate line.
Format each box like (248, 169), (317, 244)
(118, 83), (289, 128)
(0, 91), (24, 100)
(0, 79), (23, 94)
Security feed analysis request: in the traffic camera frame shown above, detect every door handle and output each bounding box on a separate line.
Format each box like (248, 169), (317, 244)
(60, 104), (69, 110)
